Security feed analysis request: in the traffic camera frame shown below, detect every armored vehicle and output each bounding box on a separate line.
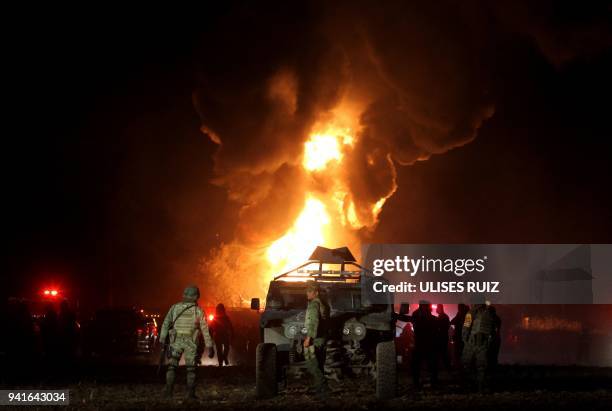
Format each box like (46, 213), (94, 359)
(251, 246), (397, 399)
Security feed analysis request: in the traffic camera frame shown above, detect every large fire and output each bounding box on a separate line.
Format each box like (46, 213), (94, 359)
(200, 119), (397, 305)
(264, 124), (389, 279)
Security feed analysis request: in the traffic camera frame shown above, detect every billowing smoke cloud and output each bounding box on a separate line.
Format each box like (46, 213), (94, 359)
(193, 1), (610, 303)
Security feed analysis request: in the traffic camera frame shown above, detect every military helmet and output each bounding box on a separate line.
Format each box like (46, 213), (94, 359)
(183, 285), (200, 303)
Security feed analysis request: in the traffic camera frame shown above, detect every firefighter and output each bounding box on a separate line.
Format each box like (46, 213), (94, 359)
(159, 285), (215, 399)
(303, 281), (330, 399)
(462, 298), (496, 392)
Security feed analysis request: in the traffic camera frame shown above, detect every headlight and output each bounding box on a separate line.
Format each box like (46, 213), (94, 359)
(343, 322), (366, 340)
(285, 325), (298, 338)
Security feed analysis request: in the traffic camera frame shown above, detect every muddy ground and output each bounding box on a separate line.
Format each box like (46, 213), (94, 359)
(2, 360), (612, 410)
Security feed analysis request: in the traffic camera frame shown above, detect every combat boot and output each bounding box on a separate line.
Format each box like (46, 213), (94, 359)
(163, 384), (173, 398)
(315, 384), (330, 401)
(187, 385), (198, 400)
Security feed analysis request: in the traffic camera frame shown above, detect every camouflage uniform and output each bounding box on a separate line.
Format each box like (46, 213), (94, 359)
(304, 283), (329, 395)
(160, 286), (213, 398)
(461, 304), (495, 392)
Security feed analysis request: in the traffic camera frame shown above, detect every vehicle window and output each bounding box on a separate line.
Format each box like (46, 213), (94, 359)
(328, 289), (361, 310)
(281, 291), (308, 309)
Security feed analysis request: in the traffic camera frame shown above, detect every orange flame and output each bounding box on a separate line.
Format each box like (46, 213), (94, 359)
(264, 122), (390, 281)
(201, 113), (396, 304)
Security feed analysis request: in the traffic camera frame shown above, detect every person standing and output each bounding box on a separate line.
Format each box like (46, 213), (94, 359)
(462, 301), (495, 392)
(58, 300), (78, 367)
(435, 304), (451, 370)
(450, 304), (469, 368)
(159, 285), (215, 399)
(211, 303), (233, 367)
(487, 305), (502, 370)
(303, 281), (330, 399)
(411, 302), (438, 389)
(40, 303), (59, 364)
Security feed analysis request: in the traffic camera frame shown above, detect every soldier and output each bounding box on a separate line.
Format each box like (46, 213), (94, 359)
(303, 281), (330, 399)
(159, 285), (215, 399)
(450, 303), (469, 368)
(462, 298), (496, 392)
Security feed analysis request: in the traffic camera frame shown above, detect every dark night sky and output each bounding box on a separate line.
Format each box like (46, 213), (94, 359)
(3, 3), (611, 311)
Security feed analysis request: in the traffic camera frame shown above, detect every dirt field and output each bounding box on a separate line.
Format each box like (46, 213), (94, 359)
(4, 362), (612, 410)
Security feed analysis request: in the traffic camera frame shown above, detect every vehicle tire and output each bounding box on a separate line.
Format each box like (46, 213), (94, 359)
(376, 340), (397, 400)
(256, 343), (277, 398)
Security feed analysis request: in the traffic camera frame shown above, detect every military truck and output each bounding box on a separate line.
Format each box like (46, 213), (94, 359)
(251, 246), (397, 399)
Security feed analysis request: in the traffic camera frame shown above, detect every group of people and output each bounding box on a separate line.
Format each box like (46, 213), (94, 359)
(160, 284), (501, 400)
(0, 299), (81, 386)
(400, 301), (501, 391)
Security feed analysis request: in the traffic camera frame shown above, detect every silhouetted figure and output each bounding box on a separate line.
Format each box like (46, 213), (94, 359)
(462, 302), (496, 392)
(410, 302), (438, 388)
(40, 304), (60, 364)
(435, 304), (451, 370)
(487, 305), (502, 370)
(394, 305), (413, 368)
(210, 303), (233, 366)
(451, 304), (469, 367)
(58, 300), (78, 365)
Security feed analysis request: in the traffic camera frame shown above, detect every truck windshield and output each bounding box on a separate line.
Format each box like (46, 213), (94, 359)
(267, 287), (308, 309)
(327, 288), (361, 310)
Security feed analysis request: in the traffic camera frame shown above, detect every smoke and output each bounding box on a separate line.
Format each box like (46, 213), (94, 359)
(193, 1), (610, 302)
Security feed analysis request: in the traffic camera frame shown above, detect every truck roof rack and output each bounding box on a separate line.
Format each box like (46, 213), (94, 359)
(273, 260), (372, 282)
(308, 246), (356, 263)
(272, 246), (373, 283)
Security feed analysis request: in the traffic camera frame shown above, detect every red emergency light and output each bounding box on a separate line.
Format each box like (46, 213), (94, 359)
(43, 289), (59, 297)
(208, 314), (215, 322)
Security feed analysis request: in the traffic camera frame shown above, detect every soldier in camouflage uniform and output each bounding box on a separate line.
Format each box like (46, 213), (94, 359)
(159, 285), (215, 399)
(461, 300), (496, 392)
(303, 281), (330, 399)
